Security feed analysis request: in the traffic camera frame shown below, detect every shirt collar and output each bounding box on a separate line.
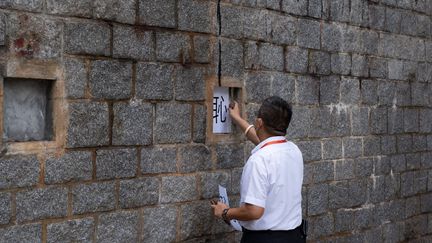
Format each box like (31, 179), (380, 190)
(251, 136), (287, 154)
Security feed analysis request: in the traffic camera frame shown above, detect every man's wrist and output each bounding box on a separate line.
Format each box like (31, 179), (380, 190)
(222, 208), (230, 224)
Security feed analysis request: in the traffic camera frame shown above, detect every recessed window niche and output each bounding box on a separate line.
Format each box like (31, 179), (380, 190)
(3, 78), (54, 142)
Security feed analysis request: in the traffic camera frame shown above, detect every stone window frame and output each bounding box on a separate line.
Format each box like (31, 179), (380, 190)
(0, 59), (66, 155)
(205, 76), (244, 144)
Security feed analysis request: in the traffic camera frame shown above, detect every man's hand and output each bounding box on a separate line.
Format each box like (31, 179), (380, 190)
(210, 200), (229, 218)
(229, 101), (241, 122)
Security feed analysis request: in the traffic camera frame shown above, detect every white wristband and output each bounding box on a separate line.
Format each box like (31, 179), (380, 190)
(244, 125), (254, 136)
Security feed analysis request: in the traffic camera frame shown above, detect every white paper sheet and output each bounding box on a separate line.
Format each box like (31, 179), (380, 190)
(213, 87), (231, 134)
(218, 185), (242, 231)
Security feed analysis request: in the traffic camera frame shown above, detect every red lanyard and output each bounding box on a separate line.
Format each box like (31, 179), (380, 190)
(260, 139), (287, 149)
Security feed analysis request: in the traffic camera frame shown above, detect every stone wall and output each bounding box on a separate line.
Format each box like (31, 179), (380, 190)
(0, 0), (431, 242)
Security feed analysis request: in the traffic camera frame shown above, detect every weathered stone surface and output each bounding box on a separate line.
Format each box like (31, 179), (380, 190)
(369, 4), (385, 30)
(282, 0), (307, 15)
(322, 138), (342, 159)
(45, 151), (92, 184)
(193, 104), (206, 143)
(64, 57), (87, 99)
(220, 38), (244, 78)
(296, 75), (319, 105)
(0, 155), (39, 189)
(245, 72), (272, 103)
(47, 218), (94, 243)
(7, 13), (62, 58)
(297, 140), (322, 162)
(385, 8), (402, 33)
(0, 193), (11, 225)
(309, 51), (331, 75)
(351, 54), (368, 77)
(136, 62), (174, 100)
(113, 102), (153, 145)
(221, 4), (243, 38)
(66, 102), (109, 148)
(270, 13), (296, 45)
(0, 224), (42, 243)
(180, 201), (213, 240)
(64, 22), (110, 56)
(320, 76), (340, 104)
(156, 32), (191, 63)
(97, 211), (139, 243)
(175, 66), (207, 101)
(72, 182), (115, 214)
(96, 148), (137, 179)
(89, 60), (132, 99)
(94, 0), (136, 24)
(271, 73), (296, 103)
(161, 175), (198, 203)
(331, 53), (351, 75)
(0, 13), (5, 45)
(297, 19), (320, 49)
(139, 0), (176, 28)
(340, 77), (360, 104)
(143, 206), (177, 243)
(46, 0), (93, 17)
(141, 146), (177, 173)
(119, 177), (159, 208)
(0, 0), (44, 11)
(16, 187), (68, 222)
(199, 171), (230, 199)
(194, 35), (211, 63)
(330, 0), (350, 22)
(113, 25), (153, 60)
(178, 0), (214, 33)
(308, 183), (329, 216)
(155, 103), (191, 143)
(242, 8), (269, 40)
(179, 145), (212, 173)
(259, 43), (284, 71)
(285, 46), (308, 73)
(215, 143), (244, 169)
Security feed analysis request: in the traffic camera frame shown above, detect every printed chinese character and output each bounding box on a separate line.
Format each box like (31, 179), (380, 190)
(213, 96), (228, 124)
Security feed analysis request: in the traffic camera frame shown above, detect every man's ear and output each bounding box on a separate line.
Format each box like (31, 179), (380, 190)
(256, 118), (264, 129)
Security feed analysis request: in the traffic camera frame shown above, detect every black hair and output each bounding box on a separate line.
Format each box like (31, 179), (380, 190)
(257, 96), (292, 136)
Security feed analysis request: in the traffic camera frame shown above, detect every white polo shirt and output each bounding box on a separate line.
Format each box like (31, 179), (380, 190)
(239, 136), (303, 231)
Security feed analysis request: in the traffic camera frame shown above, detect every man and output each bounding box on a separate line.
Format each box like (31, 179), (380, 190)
(211, 96), (305, 243)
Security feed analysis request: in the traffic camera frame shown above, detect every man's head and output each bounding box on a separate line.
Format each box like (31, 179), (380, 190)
(255, 96), (292, 136)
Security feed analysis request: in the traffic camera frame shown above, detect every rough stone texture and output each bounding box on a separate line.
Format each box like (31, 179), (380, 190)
(16, 187), (68, 222)
(45, 151), (92, 184)
(175, 66), (207, 101)
(89, 60), (132, 99)
(161, 175), (197, 203)
(178, 0), (214, 33)
(0, 155), (39, 189)
(7, 13), (62, 59)
(143, 206), (177, 243)
(96, 211), (139, 242)
(113, 25), (154, 60)
(179, 145), (212, 172)
(66, 102), (109, 148)
(156, 32), (191, 63)
(0, 192), (11, 225)
(94, 0), (136, 24)
(63, 57), (87, 99)
(96, 148), (137, 179)
(155, 103), (192, 143)
(113, 102), (153, 145)
(139, 0), (176, 28)
(64, 22), (110, 56)
(0, 224), (42, 243)
(46, 0), (93, 18)
(141, 146), (177, 174)
(72, 182), (116, 214)
(136, 62), (174, 100)
(119, 177), (159, 208)
(1, 0), (431, 242)
(47, 218), (94, 243)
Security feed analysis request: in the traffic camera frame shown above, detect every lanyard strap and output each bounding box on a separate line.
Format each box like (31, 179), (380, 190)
(260, 139), (287, 149)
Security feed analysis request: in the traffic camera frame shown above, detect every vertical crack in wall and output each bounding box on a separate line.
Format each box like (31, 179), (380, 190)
(217, 0), (222, 87)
